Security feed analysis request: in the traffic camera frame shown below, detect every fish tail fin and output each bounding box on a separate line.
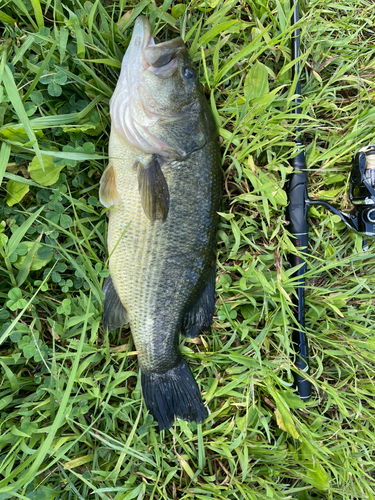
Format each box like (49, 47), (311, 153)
(141, 359), (207, 430)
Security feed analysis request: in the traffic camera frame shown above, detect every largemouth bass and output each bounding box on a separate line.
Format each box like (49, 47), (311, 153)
(99, 17), (221, 430)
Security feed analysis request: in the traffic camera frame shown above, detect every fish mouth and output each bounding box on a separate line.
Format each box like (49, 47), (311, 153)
(144, 36), (185, 77)
(133, 17), (185, 77)
(119, 16), (185, 82)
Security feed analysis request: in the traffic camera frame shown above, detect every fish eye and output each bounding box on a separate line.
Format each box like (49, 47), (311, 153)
(183, 67), (195, 80)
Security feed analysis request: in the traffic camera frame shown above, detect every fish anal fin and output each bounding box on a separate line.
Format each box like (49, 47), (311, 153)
(141, 359), (207, 430)
(138, 155), (169, 222)
(99, 164), (120, 208)
(102, 275), (130, 331)
(182, 267), (216, 338)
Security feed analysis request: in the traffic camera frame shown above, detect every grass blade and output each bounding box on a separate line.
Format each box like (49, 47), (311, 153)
(2, 65), (44, 170)
(0, 141), (11, 186)
(7, 206), (44, 257)
(30, 0), (44, 28)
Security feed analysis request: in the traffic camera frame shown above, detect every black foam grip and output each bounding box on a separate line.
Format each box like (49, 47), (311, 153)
(289, 232), (311, 401)
(285, 151), (308, 234)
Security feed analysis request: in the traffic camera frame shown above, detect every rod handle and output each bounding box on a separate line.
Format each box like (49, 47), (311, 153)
(290, 232), (311, 401)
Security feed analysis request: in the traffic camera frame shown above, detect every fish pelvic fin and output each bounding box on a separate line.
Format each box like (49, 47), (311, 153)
(102, 275), (130, 331)
(99, 164), (120, 208)
(182, 266), (216, 338)
(141, 359), (207, 430)
(137, 155), (170, 222)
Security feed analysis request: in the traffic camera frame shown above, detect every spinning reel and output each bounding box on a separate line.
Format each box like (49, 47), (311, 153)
(308, 145), (375, 237)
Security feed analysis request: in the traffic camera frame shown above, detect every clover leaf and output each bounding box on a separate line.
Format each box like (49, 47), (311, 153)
(33, 27), (50, 46)
(8, 242), (28, 263)
(40, 68), (68, 97)
(54, 70), (67, 85)
(30, 91), (43, 106)
(48, 82), (62, 97)
(0, 225), (8, 247)
(17, 332), (50, 362)
(29, 154), (64, 186)
(45, 209), (72, 229)
(20, 417), (38, 436)
(18, 334), (31, 350)
(57, 299), (71, 315)
(23, 343), (38, 359)
(7, 288), (28, 311)
(4, 180), (30, 207)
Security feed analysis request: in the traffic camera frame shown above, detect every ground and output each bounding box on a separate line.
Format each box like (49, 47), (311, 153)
(0, 0), (375, 499)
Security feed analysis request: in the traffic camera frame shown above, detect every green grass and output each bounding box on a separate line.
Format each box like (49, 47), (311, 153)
(1, 0), (375, 498)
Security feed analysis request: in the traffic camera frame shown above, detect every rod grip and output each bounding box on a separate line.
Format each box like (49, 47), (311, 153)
(285, 151), (308, 234)
(289, 232), (311, 401)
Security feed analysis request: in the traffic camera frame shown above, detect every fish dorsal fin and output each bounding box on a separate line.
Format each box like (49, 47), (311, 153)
(138, 155), (170, 222)
(99, 164), (120, 208)
(102, 275), (130, 331)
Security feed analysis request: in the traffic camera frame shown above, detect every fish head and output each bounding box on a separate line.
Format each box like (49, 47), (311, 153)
(110, 17), (208, 159)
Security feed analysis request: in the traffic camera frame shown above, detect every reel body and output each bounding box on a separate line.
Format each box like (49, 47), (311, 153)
(348, 146), (375, 235)
(309, 145), (375, 237)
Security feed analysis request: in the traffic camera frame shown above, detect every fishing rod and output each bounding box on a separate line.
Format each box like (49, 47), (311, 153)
(285, 0), (310, 401)
(286, 1), (375, 401)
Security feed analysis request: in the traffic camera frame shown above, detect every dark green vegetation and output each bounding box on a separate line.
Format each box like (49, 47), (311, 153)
(0, 0), (375, 498)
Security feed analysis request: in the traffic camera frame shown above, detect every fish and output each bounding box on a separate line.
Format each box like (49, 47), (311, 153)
(99, 16), (221, 430)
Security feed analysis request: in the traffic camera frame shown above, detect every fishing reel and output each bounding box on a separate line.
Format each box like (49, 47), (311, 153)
(308, 145), (375, 237)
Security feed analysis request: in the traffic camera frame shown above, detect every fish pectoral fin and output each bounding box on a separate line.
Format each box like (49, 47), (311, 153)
(102, 275), (130, 331)
(138, 155), (170, 222)
(99, 164), (120, 208)
(182, 266), (216, 338)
